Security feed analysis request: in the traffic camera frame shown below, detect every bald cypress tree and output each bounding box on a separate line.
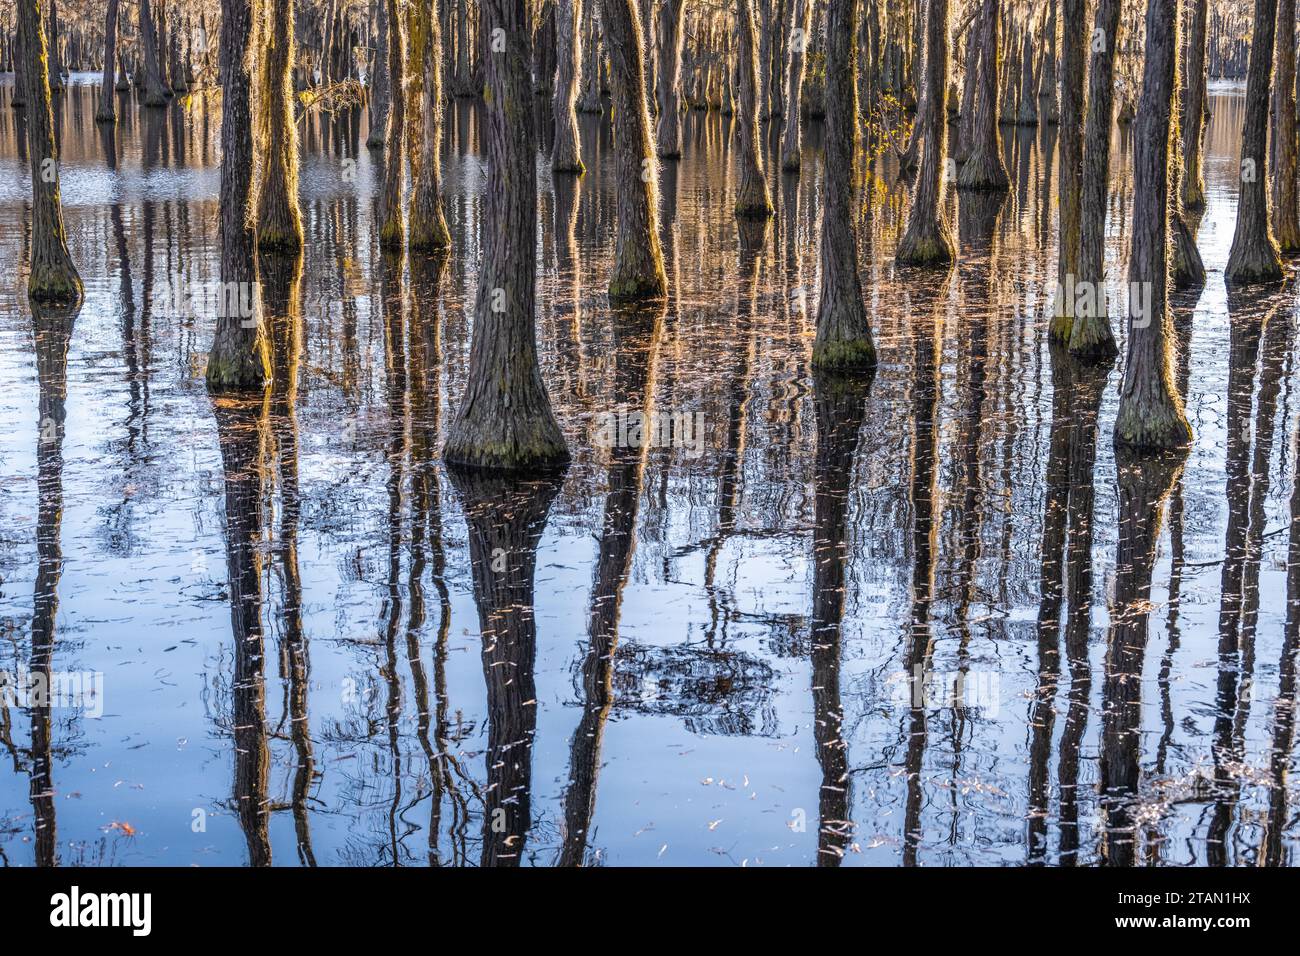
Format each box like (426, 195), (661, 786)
(599, 0), (667, 298)
(1051, 0), (1087, 343)
(896, 0), (954, 266)
(207, 0), (270, 391)
(552, 0), (585, 173)
(443, 0), (568, 470)
(377, 0), (406, 249)
(409, 0), (452, 249)
(1113, 0), (1192, 450)
(18, 0), (80, 304)
(734, 0), (773, 217)
(811, 0), (874, 370)
(257, 0), (304, 251)
(1225, 0), (1284, 283)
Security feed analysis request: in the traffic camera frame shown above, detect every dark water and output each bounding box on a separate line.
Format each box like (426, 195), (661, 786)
(0, 75), (1295, 867)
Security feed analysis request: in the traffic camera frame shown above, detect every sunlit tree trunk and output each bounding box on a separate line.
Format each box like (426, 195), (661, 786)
(1114, 0), (1191, 451)
(1225, 0), (1283, 283)
(654, 0), (686, 158)
(96, 0), (119, 122)
(896, 0), (954, 265)
(367, 0), (390, 146)
(600, 0), (667, 297)
(208, 0), (269, 391)
(378, 0), (405, 248)
(1051, 0), (1086, 343)
(811, 0), (874, 369)
(18, 0), (80, 303)
(443, 0), (568, 470)
(1270, 0), (1300, 252)
(956, 0), (1008, 190)
(1069, 0), (1120, 359)
(257, 0), (304, 251)
(1181, 0), (1208, 209)
(411, 0), (452, 249)
(553, 0), (585, 172)
(734, 0), (773, 217)
(779, 0), (812, 171)
(578, 1), (603, 112)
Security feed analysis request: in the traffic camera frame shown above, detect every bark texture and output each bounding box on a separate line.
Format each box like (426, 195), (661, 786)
(443, 0), (569, 471)
(1114, 0), (1192, 451)
(778, 0), (812, 171)
(600, 0), (668, 298)
(811, 0), (874, 370)
(734, 0), (773, 217)
(18, 0), (81, 304)
(1052, 0), (1087, 343)
(956, 0), (1009, 190)
(552, 0), (585, 172)
(1224, 0), (1283, 283)
(1069, 0), (1120, 360)
(1270, 0), (1300, 252)
(378, 0), (406, 249)
(896, 0), (954, 266)
(1181, 0), (1208, 209)
(410, 0), (452, 249)
(96, 0), (119, 122)
(208, 0), (270, 391)
(655, 0), (686, 158)
(257, 0), (304, 251)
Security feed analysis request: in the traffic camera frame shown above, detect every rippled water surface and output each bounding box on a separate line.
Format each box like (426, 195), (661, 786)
(0, 76), (1296, 866)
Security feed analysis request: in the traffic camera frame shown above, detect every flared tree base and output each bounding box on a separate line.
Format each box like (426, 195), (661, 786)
(28, 266), (83, 306)
(812, 335), (877, 371)
(1114, 393), (1193, 451)
(1172, 214), (1206, 288)
(895, 223), (955, 267)
(443, 410), (570, 474)
(956, 146), (1010, 191)
(1225, 235), (1284, 285)
(206, 350), (269, 393)
(1067, 313), (1119, 363)
(609, 269), (667, 302)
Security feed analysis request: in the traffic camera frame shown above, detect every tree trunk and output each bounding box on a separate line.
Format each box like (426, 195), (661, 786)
(552, 0), (585, 171)
(578, 1), (602, 111)
(443, 0), (569, 470)
(1114, 0), (1191, 451)
(778, 0), (811, 171)
(1051, 0), (1086, 343)
(896, 0), (954, 266)
(1069, 0), (1121, 359)
(367, 0), (390, 146)
(410, 0), (452, 249)
(734, 0), (773, 217)
(1181, 0), (1208, 209)
(207, 0), (269, 391)
(96, 0), (119, 122)
(599, 0), (667, 297)
(18, 0), (81, 303)
(139, 0), (168, 105)
(654, 0), (686, 158)
(956, 0), (1008, 190)
(811, 0), (874, 369)
(1270, 0), (1300, 251)
(257, 0), (304, 251)
(378, 0), (405, 248)
(1225, 0), (1283, 283)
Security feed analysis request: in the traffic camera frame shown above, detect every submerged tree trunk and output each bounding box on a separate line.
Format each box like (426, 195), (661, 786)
(811, 0), (874, 370)
(1225, 0), (1283, 283)
(257, 0), (304, 251)
(600, 0), (668, 297)
(896, 0), (954, 266)
(655, 0), (686, 158)
(779, 0), (812, 171)
(1114, 0), (1192, 451)
(139, 0), (168, 106)
(734, 0), (773, 217)
(96, 0), (119, 122)
(208, 0), (269, 391)
(443, 0), (569, 470)
(1181, 0), (1209, 209)
(19, 0), (81, 303)
(1051, 0), (1087, 343)
(410, 0), (452, 249)
(1069, 0), (1121, 359)
(552, 0), (585, 172)
(1270, 0), (1300, 252)
(957, 0), (1008, 190)
(377, 0), (406, 248)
